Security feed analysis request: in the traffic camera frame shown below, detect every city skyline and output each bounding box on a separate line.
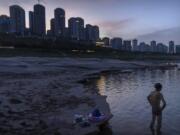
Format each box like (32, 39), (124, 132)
(0, 0), (179, 44)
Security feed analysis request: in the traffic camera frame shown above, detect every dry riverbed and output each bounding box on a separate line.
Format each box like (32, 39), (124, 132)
(0, 57), (176, 135)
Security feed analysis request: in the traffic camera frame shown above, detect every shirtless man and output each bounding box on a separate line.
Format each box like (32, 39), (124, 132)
(147, 83), (166, 132)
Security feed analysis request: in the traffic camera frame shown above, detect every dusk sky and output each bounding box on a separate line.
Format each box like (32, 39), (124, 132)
(0, 0), (179, 44)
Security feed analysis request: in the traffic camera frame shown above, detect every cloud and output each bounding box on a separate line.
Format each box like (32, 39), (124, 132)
(138, 27), (180, 44)
(97, 19), (135, 38)
(98, 19), (132, 30)
(0, 0), (179, 41)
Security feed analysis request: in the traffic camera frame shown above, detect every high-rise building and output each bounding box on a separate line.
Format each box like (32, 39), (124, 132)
(157, 43), (168, 53)
(132, 39), (138, 52)
(123, 40), (132, 51)
(46, 30), (52, 37)
(139, 42), (151, 52)
(176, 45), (180, 54)
(54, 8), (65, 37)
(169, 41), (175, 54)
(33, 4), (46, 36)
(110, 38), (123, 49)
(63, 27), (69, 38)
(145, 44), (151, 52)
(139, 42), (146, 52)
(85, 24), (99, 42)
(150, 41), (157, 52)
(85, 24), (93, 41)
(92, 25), (99, 41)
(46, 18), (55, 37)
(29, 11), (34, 35)
(68, 17), (85, 40)
(102, 37), (110, 47)
(50, 18), (55, 36)
(9, 5), (25, 35)
(0, 15), (13, 33)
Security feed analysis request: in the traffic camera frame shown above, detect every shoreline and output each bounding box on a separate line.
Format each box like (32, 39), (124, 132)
(0, 57), (178, 135)
(1, 47), (180, 61)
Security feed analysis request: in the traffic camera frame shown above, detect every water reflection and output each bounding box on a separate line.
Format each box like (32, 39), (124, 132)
(151, 129), (163, 135)
(97, 75), (106, 95)
(93, 69), (180, 135)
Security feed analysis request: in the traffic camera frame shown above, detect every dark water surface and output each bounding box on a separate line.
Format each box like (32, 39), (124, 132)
(93, 69), (180, 135)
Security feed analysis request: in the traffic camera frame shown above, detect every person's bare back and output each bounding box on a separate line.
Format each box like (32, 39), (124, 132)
(147, 83), (166, 132)
(148, 90), (166, 115)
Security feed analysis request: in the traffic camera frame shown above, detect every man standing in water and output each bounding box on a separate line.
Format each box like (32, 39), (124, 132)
(147, 83), (166, 132)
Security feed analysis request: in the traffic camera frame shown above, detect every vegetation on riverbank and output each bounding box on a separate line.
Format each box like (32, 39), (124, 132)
(0, 47), (180, 61)
(0, 34), (180, 60)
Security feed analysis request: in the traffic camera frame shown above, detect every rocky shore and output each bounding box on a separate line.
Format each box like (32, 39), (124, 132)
(0, 57), (177, 135)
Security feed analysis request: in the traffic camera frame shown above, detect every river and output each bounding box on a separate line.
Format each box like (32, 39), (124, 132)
(91, 68), (180, 135)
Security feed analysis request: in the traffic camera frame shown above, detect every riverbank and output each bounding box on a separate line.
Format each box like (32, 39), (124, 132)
(1, 47), (180, 61)
(0, 57), (177, 135)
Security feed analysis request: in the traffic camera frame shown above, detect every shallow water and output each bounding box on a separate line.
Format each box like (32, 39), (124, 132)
(94, 69), (180, 135)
